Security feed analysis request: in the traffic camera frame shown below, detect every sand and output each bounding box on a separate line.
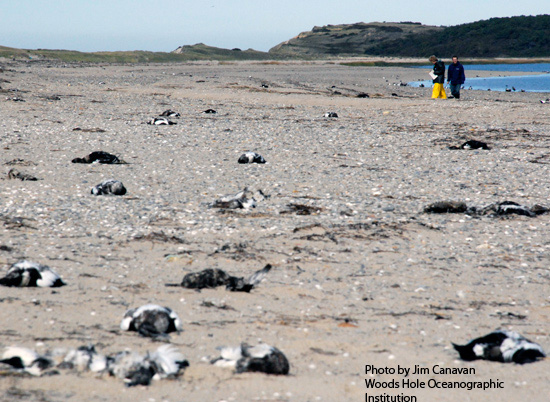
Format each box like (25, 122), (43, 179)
(1, 59), (549, 402)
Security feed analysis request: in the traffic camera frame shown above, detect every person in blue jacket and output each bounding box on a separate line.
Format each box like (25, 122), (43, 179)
(447, 56), (466, 99)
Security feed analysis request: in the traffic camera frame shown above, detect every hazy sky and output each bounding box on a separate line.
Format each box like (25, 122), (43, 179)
(2, 1), (549, 52)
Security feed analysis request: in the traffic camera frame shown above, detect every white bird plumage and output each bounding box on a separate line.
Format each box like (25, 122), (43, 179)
(0, 260), (65, 288)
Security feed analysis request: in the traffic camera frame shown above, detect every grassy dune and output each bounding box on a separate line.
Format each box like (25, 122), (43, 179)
(0, 44), (280, 63)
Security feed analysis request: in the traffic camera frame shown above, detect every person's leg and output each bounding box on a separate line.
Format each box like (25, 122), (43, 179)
(432, 84), (439, 98)
(439, 83), (447, 99)
(432, 83), (447, 98)
(450, 83), (460, 98)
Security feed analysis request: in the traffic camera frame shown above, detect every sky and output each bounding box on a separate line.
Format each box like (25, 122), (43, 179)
(2, 1), (549, 53)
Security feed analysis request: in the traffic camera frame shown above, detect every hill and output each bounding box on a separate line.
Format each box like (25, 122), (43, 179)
(171, 43), (276, 60)
(268, 22), (442, 57)
(0, 44), (278, 63)
(269, 15), (550, 58)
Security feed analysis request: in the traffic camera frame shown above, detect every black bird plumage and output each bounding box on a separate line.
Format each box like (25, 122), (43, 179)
(72, 151), (122, 164)
(449, 140), (490, 150)
(159, 109), (180, 118)
(168, 264), (272, 292)
(120, 304), (182, 338)
(238, 152), (266, 164)
(453, 330), (545, 364)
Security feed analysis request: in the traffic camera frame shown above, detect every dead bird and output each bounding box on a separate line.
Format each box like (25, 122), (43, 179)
(211, 343), (289, 375)
(167, 264), (272, 292)
(202, 108), (217, 114)
(280, 203), (323, 215)
(493, 201), (535, 217)
(324, 112), (338, 118)
(0, 347), (55, 376)
(72, 151), (123, 164)
(0, 260), (65, 287)
(147, 117), (176, 125)
(109, 344), (188, 387)
(453, 330), (546, 364)
(7, 168), (39, 181)
(424, 201), (468, 214)
(448, 140), (490, 150)
(58, 345), (109, 373)
(478, 201), (537, 217)
(91, 179), (127, 196)
(210, 187), (267, 210)
(238, 151), (266, 164)
(424, 200), (548, 217)
(159, 109), (180, 118)
(120, 304), (182, 338)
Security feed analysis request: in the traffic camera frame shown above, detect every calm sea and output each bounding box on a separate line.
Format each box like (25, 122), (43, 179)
(409, 63), (550, 93)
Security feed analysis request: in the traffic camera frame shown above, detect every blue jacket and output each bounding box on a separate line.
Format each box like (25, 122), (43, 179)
(448, 62), (465, 85)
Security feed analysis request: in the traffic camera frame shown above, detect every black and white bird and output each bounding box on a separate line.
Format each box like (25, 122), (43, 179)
(476, 201), (537, 217)
(147, 117), (176, 125)
(59, 345), (109, 373)
(0, 346), (54, 376)
(202, 109), (217, 114)
(72, 151), (122, 164)
(0, 260), (65, 288)
(120, 304), (182, 338)
(324, 112), (338, 118)
(168, 264), (272, 292)
(453, 330), (546, 364)
(109, 344), (189, 387)
(91, 179), (127, 196)
(211, 343), (290, 375)
(448, 140), (490, 150)
(493, 201), (534, 217)
(7, 168), (39, 181)
(159, 110), (181, 118)
(238, 152), (266, 164)
(210, 187), (266, 210)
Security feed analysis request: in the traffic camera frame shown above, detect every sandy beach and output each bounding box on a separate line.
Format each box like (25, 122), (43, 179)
(1, 59), (549, 402)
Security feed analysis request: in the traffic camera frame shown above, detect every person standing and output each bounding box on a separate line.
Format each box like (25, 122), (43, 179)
(447, 56), (466, 99)
(429, 55), (447, 99)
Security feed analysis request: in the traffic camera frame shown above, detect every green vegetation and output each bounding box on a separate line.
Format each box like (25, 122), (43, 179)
(367, 15), (550, 58)
(0, 44), (283, 63)
(171, 43), (279, 61)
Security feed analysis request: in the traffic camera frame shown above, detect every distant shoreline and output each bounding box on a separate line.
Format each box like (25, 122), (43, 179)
(2, 44), (550, 65)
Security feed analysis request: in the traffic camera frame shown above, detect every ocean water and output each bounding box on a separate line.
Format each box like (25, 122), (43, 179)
(409, 63), (550, 93)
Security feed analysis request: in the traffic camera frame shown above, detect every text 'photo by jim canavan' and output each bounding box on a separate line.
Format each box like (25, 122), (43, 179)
(365, 364), (504, 401)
